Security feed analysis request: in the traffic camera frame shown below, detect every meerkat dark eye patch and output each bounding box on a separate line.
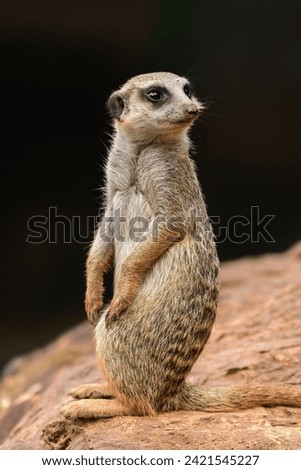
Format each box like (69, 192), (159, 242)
(107, 92), (125, 119)
(183, 83), (193, 98)
(142, 85), (169, 104)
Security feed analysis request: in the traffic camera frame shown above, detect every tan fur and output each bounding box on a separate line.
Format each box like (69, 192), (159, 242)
(70, 383), (114, 399)
(61, 72), (300, 419)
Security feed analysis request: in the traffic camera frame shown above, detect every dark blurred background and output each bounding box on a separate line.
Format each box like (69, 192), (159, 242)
(1, 0), (301, 370)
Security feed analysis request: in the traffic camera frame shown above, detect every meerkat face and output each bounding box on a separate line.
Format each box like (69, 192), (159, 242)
(107, 72), (204, 141)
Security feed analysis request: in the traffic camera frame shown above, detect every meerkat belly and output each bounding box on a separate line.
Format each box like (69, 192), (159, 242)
(112, 187), (153, 285)
(136, 240), (213, 308)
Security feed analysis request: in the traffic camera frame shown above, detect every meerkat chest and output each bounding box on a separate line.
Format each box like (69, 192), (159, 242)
(112, 187), (153, 234)
(109, 155), (153, 243)
(111, 187), (152, 269)
(107, 151), (153, 220)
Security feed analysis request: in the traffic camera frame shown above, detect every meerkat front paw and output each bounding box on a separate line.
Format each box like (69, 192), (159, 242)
(105, 295), (130, 327)
(85, 290), (104, 325)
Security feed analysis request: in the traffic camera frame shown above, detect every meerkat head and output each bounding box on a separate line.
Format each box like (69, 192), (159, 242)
(107, 72), (204, 142)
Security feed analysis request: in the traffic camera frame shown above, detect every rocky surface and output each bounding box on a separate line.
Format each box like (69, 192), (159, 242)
(1, 243), (301, 449)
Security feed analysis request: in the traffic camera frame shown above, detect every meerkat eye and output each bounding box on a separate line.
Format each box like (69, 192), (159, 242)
(146, 89), (164, 102)
(183, 83), (192, 98)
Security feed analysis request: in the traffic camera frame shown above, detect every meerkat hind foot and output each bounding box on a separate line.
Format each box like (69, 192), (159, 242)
(61, 398), (127, 419)
(69, 383), (115, 400)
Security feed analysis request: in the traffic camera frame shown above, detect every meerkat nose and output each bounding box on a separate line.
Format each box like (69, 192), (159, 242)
(186, 106), (200, 117)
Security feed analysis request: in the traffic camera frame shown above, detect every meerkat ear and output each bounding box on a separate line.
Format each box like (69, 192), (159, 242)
(107, 92), (125, 119)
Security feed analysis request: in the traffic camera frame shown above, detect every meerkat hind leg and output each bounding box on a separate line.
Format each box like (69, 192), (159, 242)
(61, 398), (127, 419)
(70, 383), (115, 400)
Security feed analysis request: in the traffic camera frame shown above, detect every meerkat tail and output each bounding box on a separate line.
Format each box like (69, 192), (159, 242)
(174, 383), (301, 412)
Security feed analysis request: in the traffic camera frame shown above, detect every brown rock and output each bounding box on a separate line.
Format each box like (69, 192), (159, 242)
(1, 243), (301, 449)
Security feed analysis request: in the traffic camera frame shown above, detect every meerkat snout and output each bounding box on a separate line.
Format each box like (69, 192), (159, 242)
(186, 104), (201, 118)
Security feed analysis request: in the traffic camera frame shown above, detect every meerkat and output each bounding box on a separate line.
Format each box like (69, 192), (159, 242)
(61, 72), (301, 419)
